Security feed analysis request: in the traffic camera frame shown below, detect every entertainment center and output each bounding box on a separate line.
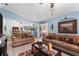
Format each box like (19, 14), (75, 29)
(0, 13), (7, 56)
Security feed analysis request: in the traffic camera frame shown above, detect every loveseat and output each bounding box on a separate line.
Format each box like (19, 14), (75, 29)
(42, 33), (79, 56)
(11, 32), (35, 47)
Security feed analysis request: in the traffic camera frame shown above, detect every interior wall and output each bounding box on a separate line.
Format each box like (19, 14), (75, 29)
(53, 3), (79, 17)
(5, 19), (22, 35)
(45, 11), (79, 35)
(0, 7), (33, 36)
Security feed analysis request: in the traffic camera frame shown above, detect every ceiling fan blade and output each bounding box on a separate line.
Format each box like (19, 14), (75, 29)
(50, 3), (54, 8)
(39, 3), (43, 4)
(4, 3), (8, 6)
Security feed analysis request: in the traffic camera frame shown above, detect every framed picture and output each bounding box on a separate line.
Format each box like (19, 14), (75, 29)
(58, 19), (77, 34)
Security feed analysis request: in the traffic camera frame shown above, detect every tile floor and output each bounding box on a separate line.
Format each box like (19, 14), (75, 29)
(7, 40), (32, 56)
(7, 40), (69, 56)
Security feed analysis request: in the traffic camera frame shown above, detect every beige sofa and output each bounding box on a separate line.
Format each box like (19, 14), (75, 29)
(42, 33), (79, 56)
(11, 32), (35, 47)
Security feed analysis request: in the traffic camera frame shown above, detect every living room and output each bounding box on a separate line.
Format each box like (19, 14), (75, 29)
(0, 3), (79, 56)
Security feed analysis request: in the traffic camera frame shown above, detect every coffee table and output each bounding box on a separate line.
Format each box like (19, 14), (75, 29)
(32, 42), (61, 56)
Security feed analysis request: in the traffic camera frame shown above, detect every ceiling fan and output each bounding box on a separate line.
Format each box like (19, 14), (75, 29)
(39, 3), (54, 16)
(50, 3), (54, 8)
(50, 3), (54, 16)
(4, 3), (8, 6)
(39, 3), (54, 8)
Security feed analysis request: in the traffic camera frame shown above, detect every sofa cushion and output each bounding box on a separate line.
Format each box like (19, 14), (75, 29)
(11, 32), (35, 47)
(11, 35), (17, 41)
(52, 40), (64, 47)
(13, 38), (26, 43)
(15, 32), (22, 39)
(43, 38), (53, 43)
(52, 40), (79, 54)
(56, 35), (64, 41)
(51, 40), (79, 53)
(42, 33), (79, 55)
(22, 33), (28, 38)
(47, 35), (56, 39)
(63, 42), (79, 53)
(73, 36), (79, 45)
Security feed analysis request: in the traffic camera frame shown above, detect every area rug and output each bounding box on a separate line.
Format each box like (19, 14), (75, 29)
(18, 48), (45, 56)
(18, 50), (33, 56)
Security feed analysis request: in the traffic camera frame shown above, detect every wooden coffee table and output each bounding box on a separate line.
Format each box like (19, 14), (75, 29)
(32, 42), (61, 56)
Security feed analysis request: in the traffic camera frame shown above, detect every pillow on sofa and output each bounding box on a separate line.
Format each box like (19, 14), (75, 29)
(47, 35), (55, 39)
(73, 36), (79, 45)
(11, 35), (17, 41)
(27, 35), (33, 37)
(16, 33), (22, 39)
(67, 38), (73, 44)
(22, 33), (28, 38)
(56, 35), (64, 41)
(47, 33), (56, 39)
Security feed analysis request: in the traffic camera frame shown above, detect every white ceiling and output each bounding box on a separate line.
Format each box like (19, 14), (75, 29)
(3, 3), (79, 22)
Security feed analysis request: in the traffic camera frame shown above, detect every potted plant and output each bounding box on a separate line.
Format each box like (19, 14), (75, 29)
(64, 35), (69, 42)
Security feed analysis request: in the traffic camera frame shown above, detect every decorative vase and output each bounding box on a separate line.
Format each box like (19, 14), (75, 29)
(48, 43), (52, 51)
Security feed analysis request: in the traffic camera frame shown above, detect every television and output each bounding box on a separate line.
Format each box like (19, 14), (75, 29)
(0, 13), (3, 36)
